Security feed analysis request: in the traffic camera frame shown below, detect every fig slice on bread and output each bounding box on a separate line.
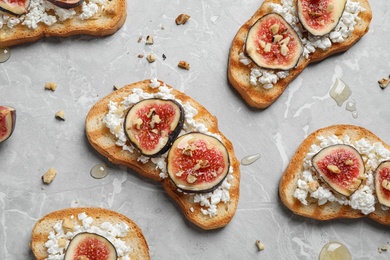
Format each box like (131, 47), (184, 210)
(374, 161), (390, 207)
(0, 0), (30, 15)
(297, 0), (347, 36)
(279, 125), (390, 226)
(0, 106), (16, 144)
(245, 13), (303, 70)
(123, 98), (184, 157)
(46, 0), (84, 9)
(312, 144), (365, 197)
(167, 132), (230, 193)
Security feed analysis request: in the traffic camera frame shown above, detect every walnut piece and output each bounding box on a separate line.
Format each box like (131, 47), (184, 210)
(146, 54), (156, 63)
(256, 240), (265, 251)
(42, 168), (57, 184)
(45, 82), (57, 91)
(55, 110), (65, 121)
(327, 164), (340, 174)
(175, 14), (190, 25)
(145, 35), (154, 45)
(378, 77), (390, 89)
(178, 60), (190, 70)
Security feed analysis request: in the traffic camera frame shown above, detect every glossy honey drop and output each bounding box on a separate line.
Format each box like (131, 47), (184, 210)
(90, 163), (109, 179)
(241, 153), (261, 166)
(0, 48), (11, 63)
(318, 241), (352, 260)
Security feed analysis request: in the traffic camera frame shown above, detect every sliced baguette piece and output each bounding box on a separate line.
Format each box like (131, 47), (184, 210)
(85, 79), (240, 230)
(228, 0), (372, 109)
(30, 207), (150, 260)
(0, 0), (127, 48)
(279, 124), (390, 226)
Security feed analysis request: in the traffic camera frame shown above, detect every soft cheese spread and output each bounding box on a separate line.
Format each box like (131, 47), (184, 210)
(0, 0), (106, 29)
(294, 134), (390, 215)
(103, 79), (233, 217)
(45, 212), (131, 260)
(240, 0), (365, 89)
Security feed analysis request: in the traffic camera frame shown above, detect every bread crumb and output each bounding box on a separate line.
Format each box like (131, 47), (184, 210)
(137, 36), (142, 43)
(146, 35), (154, 45)
(178, 60), (190, 70)
(45, 82), (57, 91)
(138, 54), (144, 58)
(176, 14), (190, 25)
(42, 168), (57, 184)
(146, 54), (156, 63)
(55, 110), (65, 120)
(256, 240), (265, 251)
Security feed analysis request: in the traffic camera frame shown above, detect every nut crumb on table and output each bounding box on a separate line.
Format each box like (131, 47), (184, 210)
(45, 82), (57, 91)
(178, 60), (190, 70)
(176, 14), (190, 25)
(55, 110), (65, 120)
(146, 54), (156, 63)
(42, 168), (57, 184)
(256, 240), (265, 251)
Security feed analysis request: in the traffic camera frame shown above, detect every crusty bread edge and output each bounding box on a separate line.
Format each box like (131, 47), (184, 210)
(30, 207), (150, 260)
(279, 124), (390, 226)
(227, 0), (372, 109)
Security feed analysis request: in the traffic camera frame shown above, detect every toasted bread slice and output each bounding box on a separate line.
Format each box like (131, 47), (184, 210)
(0, 0), (126, 48)
(279, 124), (390, 226)
(31, 207), (150, 259)
(85, 79), (240, 230)
(228, 0), (372, 109)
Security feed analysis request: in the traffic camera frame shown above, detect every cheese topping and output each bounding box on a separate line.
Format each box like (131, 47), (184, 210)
(241, 0), (365, 89)
(0, 0), (106, 29)
(44, 212), (131, 260)
(103, 79), (233, 217)
(294, 134), (390, 215)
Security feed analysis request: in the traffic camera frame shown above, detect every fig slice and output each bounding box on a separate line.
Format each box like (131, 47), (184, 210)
(124, 98), (184, 157)
(46, 0), (84, 9)
(245, 13), (303, 70)
(64, 232), (117, 260)
(312, 144), (365, 197)
(297, 0), (347, 36)
(0, 106), (16, 144)
(167, 132), (230, 193)
(0, 0), (30, 15)
(374, 161), (390, 207)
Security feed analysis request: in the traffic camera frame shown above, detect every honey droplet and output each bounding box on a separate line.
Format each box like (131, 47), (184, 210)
(241, 153), (261, 166)
(90, 163), (108, 179)
(0, 48), (11, 63)
(329, 78), (352, 107)
(318, 241), (352, 260)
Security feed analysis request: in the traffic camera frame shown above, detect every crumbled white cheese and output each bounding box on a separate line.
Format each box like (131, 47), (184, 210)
(240, 0), (364, 89)
(0, 0), (106, 29)
(103, 78), (232, 217)
(44, 212), (131, 260)
(294, 134), (390, 215)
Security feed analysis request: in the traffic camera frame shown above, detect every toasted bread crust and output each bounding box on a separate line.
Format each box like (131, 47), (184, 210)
(85, 79), (240, 230)
(31, 207), (150, 260)
(279, 124), (390, 226)
(228, 0), (372, 109)
(0, 0), (127, 48)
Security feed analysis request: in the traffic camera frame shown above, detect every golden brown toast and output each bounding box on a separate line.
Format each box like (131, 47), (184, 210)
(0, 0), (127, 48)
(31, 207), (150, 260)
(85, 79), (240, 230)
(279, 124), (390, 226)
(228, 0), (372, 109)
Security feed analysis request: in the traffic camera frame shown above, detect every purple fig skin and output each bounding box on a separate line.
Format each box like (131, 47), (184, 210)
(0, 106), (16, 144)
(46, 0), (84, 9)
(0, 0), (30, 16)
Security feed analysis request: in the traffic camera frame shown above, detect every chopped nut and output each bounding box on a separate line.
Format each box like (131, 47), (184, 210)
(378, 77), (390, 89)
(134, 118), (143, 130)
(264, 43), (272, 53)
(327, 164), (341, 174)
(270, 24), (279, 34)
(280, 44), (289, 56)
(279, 37), (290, 45)
(146, 54), (156, 63)
(145, 35), (154, 45)
(178, 60), (190, 70)
(256, 240), (265, 251)
(272, 35), (283, 43)
(77, 256), (89, 260)
(58, 238), (67, 248)
(381, 245), (388, 251)
(137, 54), (144, 58)
(193, 160), (209, 171)
(62, 218), (74, 233)
(382, 179), (390, 191)
(182, 144), (196, 156)
(55, 110), (65, 121)
(176, 171), (184, 177)
(113, 84), (120, 90)
(308, 181), (319, 191)
(150, 114), (161, 129)
(42, 168), (57, 184)
(137, 36), (142, 43)
(175, 13), (190, 25)
(45, 82), (57, 91)
(258, 40), (266, 48)
(146, 108), (156, 118)
(345, 159), (354, 165)
(187, 174), (197, 184)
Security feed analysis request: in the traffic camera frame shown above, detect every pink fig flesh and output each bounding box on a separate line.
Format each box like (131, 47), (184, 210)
(0, 106), (16, 143)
